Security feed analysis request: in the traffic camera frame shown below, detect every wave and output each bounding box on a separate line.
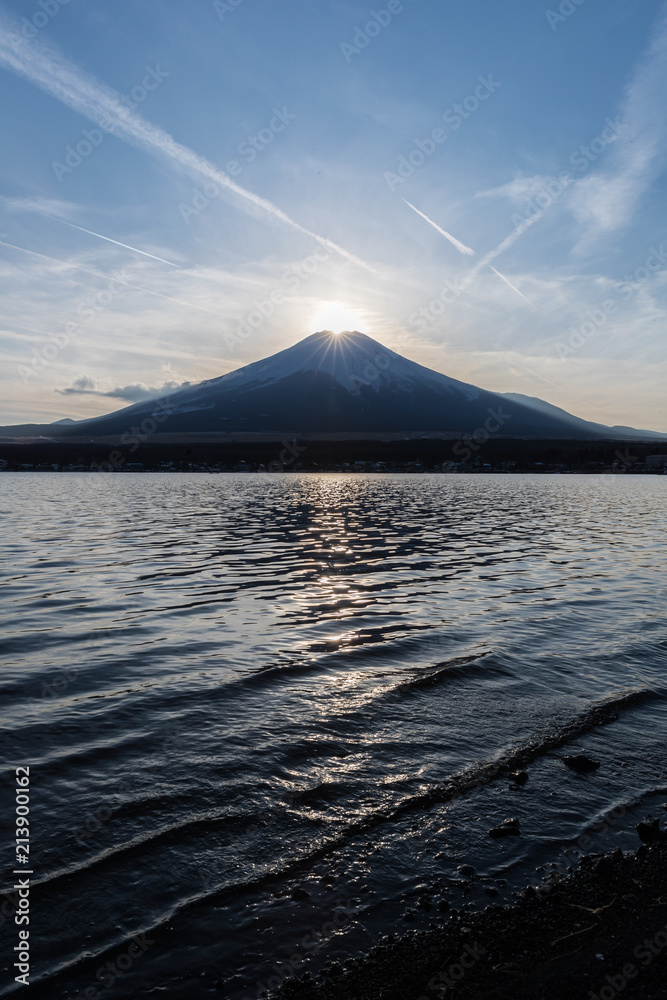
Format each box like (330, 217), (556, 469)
(17, 686), (660, 1000)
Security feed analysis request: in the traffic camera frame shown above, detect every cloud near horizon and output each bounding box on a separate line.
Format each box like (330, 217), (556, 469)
(56, 374), (192, 403)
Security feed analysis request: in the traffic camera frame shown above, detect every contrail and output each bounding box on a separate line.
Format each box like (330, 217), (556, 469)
(48, 217), (182, 267)
(0, 238), (221, 315)
(488, 265), (536, 309)
(401, 196), (535, 309)
(521, 364), (560, 388)
(402, 199), (475, 255)
(401, 196), (537, 310)
(466, 215), (539, 282)
(0, 19), (375, 274)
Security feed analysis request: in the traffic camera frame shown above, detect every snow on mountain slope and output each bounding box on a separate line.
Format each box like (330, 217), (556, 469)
(184, 331), (480, 401)
(9, 331), (660, 440)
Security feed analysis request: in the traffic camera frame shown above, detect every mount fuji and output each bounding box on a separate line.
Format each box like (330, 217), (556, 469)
(6, 331), (664, 440)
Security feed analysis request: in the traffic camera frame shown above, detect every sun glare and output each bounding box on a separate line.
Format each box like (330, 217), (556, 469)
(311, 302), (366, 334)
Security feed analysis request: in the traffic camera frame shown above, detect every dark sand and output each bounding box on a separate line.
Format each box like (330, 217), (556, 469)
(275, 843), (667, 1000)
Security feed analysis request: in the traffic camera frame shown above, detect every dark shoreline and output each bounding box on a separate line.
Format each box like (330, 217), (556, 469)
(274, 842), (667, 1000)
(0, 436), (666, 475)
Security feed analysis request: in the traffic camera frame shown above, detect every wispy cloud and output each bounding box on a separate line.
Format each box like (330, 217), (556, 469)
(0, 236), (117, 278)
(468, 6), (667, 263)
(402, 199), (475, 255)
(475, 175), (557, 204)
(0, 236), (222, 315)
(569, 5), (667, 246)
(1, 194), (79, 216)
(0, 15), (375, 273)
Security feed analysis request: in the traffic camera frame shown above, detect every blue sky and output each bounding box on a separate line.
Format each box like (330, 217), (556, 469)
(0, 0), (666, 430)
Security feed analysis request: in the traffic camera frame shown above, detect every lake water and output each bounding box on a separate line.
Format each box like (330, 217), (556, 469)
(1, 473), (666, 999)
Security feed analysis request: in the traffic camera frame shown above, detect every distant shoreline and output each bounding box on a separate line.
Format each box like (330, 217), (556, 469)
(2, 468), (666, 475)
(1, 435), (666, 476)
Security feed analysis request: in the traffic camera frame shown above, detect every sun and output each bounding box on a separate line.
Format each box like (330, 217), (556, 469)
(310, 302), (366, 334)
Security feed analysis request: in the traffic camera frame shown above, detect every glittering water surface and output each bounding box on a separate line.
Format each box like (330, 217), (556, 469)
(0, 473), (666, 998)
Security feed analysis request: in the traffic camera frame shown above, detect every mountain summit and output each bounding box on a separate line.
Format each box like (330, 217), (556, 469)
(19, 331), (664, 440)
